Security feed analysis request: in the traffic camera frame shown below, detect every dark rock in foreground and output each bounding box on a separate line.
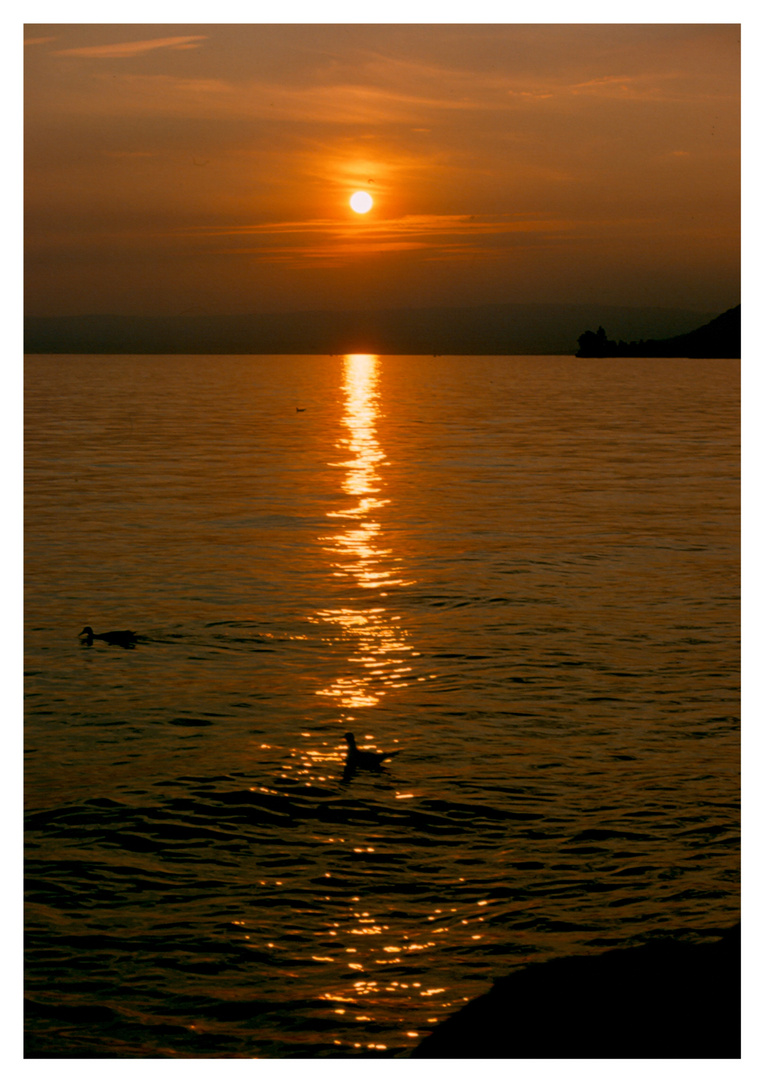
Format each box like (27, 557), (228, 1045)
(412, 924), (740, 1058)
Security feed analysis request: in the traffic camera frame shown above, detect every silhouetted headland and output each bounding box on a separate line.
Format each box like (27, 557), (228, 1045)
(576, 304), (740, 358)
(411, 923), (740, 1058)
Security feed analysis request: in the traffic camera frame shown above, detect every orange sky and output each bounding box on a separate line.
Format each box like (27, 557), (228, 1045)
(24, 22), (740, 316)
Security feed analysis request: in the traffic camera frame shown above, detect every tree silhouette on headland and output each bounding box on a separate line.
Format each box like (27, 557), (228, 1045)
(576, 326), (611, 357)
(575, 305), (740, 358)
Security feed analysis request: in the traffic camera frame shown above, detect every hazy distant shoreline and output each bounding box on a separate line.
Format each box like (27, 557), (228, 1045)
(24, 302), (720, 357)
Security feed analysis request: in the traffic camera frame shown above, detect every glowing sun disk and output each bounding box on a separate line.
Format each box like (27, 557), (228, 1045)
(350, 191), (373, 214)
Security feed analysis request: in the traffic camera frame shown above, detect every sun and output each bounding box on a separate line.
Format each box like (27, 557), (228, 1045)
(349, 191), (373, 214)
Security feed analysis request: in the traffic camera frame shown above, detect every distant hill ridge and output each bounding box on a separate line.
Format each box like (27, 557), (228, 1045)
(576, 304), (740, 358)
(24, 302), (721, 356)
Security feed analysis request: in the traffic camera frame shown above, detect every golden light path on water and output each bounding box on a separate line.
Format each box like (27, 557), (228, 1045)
(294, 357), (455, 1046)
(313, 354), (419, 714)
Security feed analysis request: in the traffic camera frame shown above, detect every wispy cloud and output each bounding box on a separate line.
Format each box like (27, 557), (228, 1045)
(200, 213), (569, 238)
(180, 213), (575, 266)
(53, 36), (207, 59)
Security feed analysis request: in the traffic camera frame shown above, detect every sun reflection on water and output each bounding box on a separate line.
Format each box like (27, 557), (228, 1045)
(311, 891), (477, 1040)
(313, 354), (416, 711)
(298, 356), (465, 1035)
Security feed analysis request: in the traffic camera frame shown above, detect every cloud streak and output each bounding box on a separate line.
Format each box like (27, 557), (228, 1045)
(53, 36), (207, 59)
(179, 212), (579, 266)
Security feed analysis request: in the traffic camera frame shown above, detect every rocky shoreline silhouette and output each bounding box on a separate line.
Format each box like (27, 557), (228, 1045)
(411, 923), (740, 1058)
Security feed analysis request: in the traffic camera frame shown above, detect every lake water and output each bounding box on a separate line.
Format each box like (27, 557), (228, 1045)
(24, 353), (740, 1058)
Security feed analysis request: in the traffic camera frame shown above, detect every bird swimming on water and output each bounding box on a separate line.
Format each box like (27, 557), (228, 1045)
(79, 626), (138, 648)
(343, 732), (400, 772)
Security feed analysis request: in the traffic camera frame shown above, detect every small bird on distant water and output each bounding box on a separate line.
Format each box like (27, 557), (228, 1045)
(79, 626), (137, 648)
(343, 732), (400, 772)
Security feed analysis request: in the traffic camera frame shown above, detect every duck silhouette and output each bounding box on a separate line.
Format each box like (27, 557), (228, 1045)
(343, 732), (400, 773)
(79, 626), (137, 648)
